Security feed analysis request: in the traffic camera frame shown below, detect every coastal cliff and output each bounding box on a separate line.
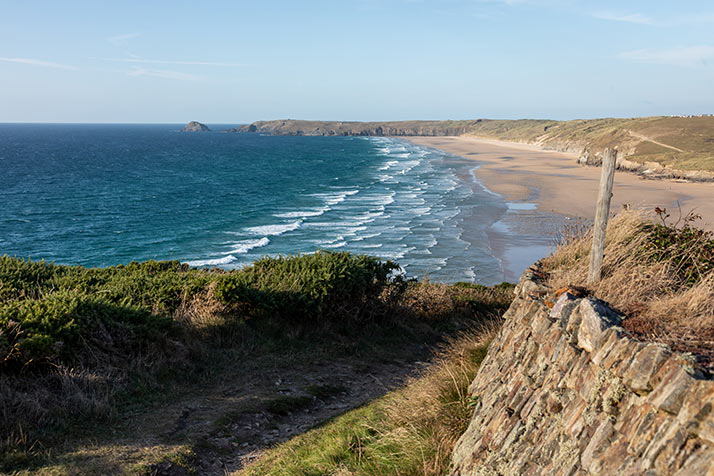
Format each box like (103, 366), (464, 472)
(450, 268), (714, 475)
(226, 119), (482, 136)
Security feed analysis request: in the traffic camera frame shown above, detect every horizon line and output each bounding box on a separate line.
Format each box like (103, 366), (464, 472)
(1, 114), (712, 125)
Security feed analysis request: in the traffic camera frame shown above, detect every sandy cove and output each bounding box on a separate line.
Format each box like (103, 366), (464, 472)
(405, 136), (714, 230)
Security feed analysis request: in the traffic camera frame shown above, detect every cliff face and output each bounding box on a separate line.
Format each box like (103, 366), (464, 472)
(451, 268), (714, 475)
(226, 119), (482, 136)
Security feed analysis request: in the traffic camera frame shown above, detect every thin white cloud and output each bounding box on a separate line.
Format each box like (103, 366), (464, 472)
(620, 45), (714, 67)
(661, 12), (714, 26)
(108, 33), (140, 46)
(591, 11), (653, 25)
(98, 57), (244, 67)
(476, 0), (530, 5)
(0, 57), (78, 70)
(476, 0), (571, 6)
(126, 67), (201, 81)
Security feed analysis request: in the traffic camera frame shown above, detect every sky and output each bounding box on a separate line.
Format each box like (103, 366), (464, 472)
(1, 0), (714, 123)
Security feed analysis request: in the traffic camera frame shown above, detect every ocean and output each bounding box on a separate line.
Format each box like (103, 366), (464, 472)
(0, 124), (556, 284)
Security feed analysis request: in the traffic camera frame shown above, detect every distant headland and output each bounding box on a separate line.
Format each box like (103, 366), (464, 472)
(226, 116), (714, 180)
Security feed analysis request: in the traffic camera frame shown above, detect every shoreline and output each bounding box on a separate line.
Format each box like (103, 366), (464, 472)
(403, 135), (714, 282)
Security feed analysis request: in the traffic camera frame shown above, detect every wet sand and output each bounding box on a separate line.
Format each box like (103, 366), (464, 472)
(405, 136), (714, 282)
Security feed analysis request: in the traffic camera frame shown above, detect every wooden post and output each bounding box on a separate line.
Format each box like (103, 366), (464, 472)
(588, 148), (617, 284)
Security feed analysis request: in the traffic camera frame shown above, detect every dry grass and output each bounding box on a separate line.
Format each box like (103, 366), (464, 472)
(391, 281), (513, 323)
(377, 326), (498, 474)
(542, 209), (714, 365)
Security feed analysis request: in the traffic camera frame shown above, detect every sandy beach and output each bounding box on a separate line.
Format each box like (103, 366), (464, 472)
(403, 136), (714, 283)
(406, 136), (714, 228)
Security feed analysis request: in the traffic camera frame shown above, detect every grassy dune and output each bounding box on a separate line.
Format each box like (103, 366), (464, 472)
(467, 115), (714, 172)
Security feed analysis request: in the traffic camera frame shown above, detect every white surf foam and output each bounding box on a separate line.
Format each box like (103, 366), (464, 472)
(245, 221), (301, 236)
(223, 237), (270, 255)
(186, 255), (237, 267)
(311, 189), (359, 206)
(378, 160), (399, 171)
(274, 207), (328, 218)
(357, 191), (395, 206)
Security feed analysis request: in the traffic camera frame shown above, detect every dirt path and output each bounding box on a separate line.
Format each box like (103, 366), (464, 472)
(626, 130), (686, 153)
(39, 344), (435, 476)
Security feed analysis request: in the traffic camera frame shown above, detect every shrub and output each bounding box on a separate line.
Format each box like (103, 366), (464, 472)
(0, 291), (171, 369)
(216, 251), (400, 321)
(0, 252), (399, 369)
(640, 221), (714, 286)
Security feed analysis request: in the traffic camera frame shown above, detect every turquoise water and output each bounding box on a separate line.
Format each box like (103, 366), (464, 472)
(0, 124), (520, 284)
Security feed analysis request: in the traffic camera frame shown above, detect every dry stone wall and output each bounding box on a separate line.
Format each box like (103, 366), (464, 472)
(450, 267), (714, 475)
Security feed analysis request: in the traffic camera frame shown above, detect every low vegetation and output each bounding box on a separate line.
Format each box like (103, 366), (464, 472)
(543, 208), (714, 366)
(0, 251), (514, 474)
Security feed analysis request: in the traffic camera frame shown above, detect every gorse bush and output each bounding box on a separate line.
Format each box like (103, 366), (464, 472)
(0, 252), (398, 370)
(0, 291), (169, 367)
(640, 221), (714, 286)
(216, 252), (399, 320)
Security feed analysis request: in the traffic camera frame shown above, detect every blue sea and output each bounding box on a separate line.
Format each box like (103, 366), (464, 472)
(0, 124), (556, 284)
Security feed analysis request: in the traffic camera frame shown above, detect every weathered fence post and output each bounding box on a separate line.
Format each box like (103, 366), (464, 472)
(588, 148), (617, 284)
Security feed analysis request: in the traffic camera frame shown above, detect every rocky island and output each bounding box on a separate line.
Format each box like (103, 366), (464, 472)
(182, 121), (210, 132)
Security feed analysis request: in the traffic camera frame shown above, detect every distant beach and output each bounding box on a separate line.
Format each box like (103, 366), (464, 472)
(402, 135), (714, 282)
(406, 136), (714, 225)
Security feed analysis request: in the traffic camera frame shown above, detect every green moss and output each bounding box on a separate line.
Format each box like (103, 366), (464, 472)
(306, 384), (349, 399)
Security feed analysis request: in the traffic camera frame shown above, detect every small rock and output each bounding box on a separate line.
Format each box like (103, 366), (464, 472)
(576, 298), (622, 353)
(182, 121), (210, 132)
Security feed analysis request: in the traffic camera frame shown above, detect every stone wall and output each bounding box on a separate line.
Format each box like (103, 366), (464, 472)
(450, 267), (714, 475)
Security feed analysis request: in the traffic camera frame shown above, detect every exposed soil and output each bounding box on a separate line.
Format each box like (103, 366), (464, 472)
(32, 341), (439, 476)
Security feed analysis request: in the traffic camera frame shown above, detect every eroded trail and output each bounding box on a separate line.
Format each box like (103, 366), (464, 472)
(626, 129), (686, 153)
(40, 342), (435, 476)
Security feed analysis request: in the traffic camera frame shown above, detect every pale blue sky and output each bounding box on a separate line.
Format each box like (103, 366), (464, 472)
(2, 0), (713, 123)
